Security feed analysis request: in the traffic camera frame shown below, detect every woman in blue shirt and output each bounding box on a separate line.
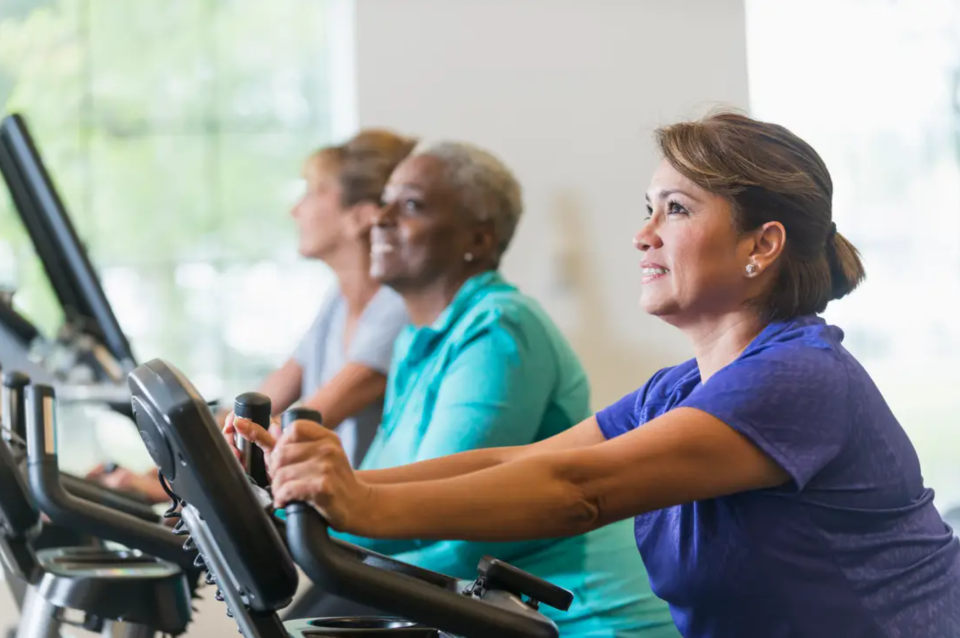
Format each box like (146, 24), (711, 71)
(269, 113), (960, 638)
(234, 141), (677, 636)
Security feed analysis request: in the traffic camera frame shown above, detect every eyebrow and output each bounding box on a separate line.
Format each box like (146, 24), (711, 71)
(644, 188), (701, 204)
(385, 183), (425, 193)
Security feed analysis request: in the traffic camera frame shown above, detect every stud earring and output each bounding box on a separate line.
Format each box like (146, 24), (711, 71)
(745, 263), (758, 276)
(464, 253), (474, 263)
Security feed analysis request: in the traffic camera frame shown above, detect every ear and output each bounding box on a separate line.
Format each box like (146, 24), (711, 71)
(344, 202), (380, 239)
(747, 221), (786, 274)
(467, 219), (498, 264)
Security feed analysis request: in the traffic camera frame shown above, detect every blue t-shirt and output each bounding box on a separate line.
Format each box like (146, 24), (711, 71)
(596, 315), (960, 638)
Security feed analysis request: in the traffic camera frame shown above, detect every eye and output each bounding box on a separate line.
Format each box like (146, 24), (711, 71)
(402, 198), (423, 213)
(667, 200), (688, 216)
(644, 203), (653, 221)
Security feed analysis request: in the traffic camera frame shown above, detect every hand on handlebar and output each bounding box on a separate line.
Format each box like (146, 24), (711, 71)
(222, 411), (282, 461)
(85, 463), (169, 505)
(270, 419), (376, 534)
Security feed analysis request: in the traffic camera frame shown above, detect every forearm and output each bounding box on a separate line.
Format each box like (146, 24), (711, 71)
(358, 445), (519, 485)
(358, 417), (606, 486)
(258, 360), (303, 415)
(300, 365), (387, 430)
(351, 408), (793, 542)
(358, 451), (598, 541)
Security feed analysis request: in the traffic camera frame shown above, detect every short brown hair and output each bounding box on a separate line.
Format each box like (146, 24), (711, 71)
(656, 111), (865, 321)
(312, 129), (417, 208)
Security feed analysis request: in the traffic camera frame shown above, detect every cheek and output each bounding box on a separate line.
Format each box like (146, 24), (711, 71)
(298, 200), (324, 226)
(395, 221), (430, 264)
(671, 231), (738, 289)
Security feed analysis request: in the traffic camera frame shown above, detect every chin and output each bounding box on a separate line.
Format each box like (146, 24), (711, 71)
(640, 295), (680, 319)
(370, 264), (396, 286)
(297, 239), (320, 258)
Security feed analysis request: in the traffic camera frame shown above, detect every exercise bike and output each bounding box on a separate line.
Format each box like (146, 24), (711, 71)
(126, 358), (575, 637)
(3, 377), (202, 637)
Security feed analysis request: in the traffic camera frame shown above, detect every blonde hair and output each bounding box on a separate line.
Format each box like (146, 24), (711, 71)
(310, 129), (418, 207)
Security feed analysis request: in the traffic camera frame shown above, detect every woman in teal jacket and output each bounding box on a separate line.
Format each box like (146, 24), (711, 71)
(229, 141), (677, 637)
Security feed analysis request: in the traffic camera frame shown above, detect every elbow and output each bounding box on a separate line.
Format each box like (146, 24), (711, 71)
(550, 455), (603, 534)
(565, 492), (601, 535)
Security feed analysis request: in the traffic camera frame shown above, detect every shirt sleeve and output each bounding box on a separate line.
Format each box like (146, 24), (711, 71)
(292, 292), (338, 366)
(680, 343), (851, 490)
(595, 368), (669, 440)
(346, 288), (409, 374)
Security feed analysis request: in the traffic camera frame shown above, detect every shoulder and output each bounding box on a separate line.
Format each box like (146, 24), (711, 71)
(299, 287), (344, 339)
(456, 286), (562, 346)
(447, 283), (587, 385)
(369, 285), (408, 314)
(682, 316), (857, 427)
(349, 287), (410, 366)
(363, 286), (409, 325)
(729, 316), (850, 388)
(455, 287), (583, 371)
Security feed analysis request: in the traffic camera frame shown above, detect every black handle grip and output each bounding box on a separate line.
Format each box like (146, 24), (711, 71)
(234, 392), (270, 487)
(477, 556), (573, 612)
(60, 473), (160, 523)
(281, 407), (323, 432)
(2, 371), (29, 443)
(285, 505), (558, 638)
(24, 384), (199, 576)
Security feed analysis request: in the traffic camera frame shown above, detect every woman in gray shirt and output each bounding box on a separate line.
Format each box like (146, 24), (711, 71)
(90, 130), (413, 500)
(244, 129), (413, 467)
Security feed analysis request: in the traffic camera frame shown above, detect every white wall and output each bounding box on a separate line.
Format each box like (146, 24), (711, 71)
(355, 0), (751, 407)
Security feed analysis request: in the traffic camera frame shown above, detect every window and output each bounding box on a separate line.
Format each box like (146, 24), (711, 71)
(0, 0), (342, 401)
(747, 0), (960, 511)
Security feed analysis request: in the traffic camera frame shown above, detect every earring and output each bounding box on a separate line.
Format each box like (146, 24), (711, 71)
(464, 253), (474, 263)
(745, 263), (758, 276)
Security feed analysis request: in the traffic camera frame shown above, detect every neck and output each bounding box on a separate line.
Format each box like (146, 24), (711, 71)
(678, 309), (766, 383)
(327, 243), (379, 317)
(401, 269), (487, 327)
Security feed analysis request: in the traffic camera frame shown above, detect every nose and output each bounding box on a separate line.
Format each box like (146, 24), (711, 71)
(290, 197), (304, 220)
(634, 218), (662, 252)
(372, 201), (398, 228)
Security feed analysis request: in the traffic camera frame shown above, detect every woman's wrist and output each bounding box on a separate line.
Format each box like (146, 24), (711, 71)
(352, 482), (400, 538)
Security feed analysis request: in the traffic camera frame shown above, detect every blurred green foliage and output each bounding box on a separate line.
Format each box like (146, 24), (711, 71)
(0, 0), (334, 384)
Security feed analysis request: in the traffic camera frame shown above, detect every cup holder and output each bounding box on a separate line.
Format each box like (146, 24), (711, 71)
(304, 616), (440, 636)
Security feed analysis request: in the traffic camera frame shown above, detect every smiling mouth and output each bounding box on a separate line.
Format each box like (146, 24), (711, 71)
(641, 266), (669, 283)
(371, 243), (395, 255)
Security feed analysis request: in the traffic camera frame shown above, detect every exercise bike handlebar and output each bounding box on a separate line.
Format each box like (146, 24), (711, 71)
(25, 384), (198, 575)
(281, 408), (559, 638)
(285, 505), (558, 638)
(60, 473), (161, 523)
(4, 371), (160, 524)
